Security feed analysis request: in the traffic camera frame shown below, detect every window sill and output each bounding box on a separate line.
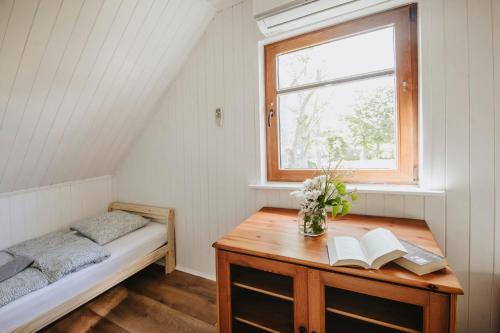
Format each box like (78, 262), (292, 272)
(248, 182), (445, 197)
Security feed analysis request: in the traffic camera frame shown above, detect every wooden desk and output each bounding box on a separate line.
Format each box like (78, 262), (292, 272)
(214, 208), (463, 333)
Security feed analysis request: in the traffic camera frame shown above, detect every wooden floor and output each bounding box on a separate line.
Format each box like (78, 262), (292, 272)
(41, 265), (217, 333)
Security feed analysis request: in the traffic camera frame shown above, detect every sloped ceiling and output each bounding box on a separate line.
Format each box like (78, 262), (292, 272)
(206, 0), (244, 11)
(0, 0), (215, 193)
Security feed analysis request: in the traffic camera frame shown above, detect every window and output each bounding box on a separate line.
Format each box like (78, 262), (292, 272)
(264, 5), (418, 184)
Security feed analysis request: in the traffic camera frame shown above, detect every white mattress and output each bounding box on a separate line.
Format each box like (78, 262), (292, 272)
(0, 222), (167, 333)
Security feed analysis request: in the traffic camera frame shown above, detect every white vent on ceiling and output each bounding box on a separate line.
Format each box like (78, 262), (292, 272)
(253, 0), (393, 36)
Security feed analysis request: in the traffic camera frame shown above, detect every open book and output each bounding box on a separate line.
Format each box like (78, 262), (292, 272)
(327, 228), (407, 269)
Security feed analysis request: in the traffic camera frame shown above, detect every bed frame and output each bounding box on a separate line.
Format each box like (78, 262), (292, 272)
(13, 202), (175, 333)
(108, 201), (176, 274)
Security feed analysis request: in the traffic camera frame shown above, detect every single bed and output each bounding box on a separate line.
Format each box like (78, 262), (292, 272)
(0, 202), (175, 333)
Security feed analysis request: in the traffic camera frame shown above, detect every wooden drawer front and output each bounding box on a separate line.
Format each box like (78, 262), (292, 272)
(216, 250), (308, 333)
(308, 270), (450, 333)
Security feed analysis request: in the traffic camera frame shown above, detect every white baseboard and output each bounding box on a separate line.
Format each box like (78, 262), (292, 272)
(175, 265), (216, 281)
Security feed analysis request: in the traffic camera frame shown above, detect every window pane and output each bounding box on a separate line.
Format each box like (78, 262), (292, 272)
(278, 75), (397, 170)
(277, 27), (395, 90)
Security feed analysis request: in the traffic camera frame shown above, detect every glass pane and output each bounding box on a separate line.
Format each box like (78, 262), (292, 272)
(277, 27), (395, 90)
(278, 75), (397, 170)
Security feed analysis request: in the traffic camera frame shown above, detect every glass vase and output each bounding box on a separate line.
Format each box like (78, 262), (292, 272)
(298, 208), (327, 236)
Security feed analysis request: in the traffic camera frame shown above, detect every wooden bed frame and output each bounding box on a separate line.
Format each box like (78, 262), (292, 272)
(13, 202), (175, 333)
(108, 202), (176, 274)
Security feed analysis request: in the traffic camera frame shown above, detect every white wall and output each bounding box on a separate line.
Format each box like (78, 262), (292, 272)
(114, 0), (500, 332)
(0, 175), (114, 250)
(0, 0), (213, 193)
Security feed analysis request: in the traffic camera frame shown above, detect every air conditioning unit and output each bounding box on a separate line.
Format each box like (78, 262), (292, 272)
(253, 0), (392, 36)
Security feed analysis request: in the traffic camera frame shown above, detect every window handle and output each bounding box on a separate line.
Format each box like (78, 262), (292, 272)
(267, 107), (274, 127)
(402, 80), (409, 92)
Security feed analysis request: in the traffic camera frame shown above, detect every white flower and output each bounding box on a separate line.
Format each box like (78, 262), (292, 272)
(305, 190), (321, 201)
(290, 175), (331, 213)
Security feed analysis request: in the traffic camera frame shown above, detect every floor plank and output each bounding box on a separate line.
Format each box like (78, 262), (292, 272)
(41, 266), (217, 333)
(123, 271), (217, 325)
(42, 307), (130, 333)
(136, 269), (217, 302)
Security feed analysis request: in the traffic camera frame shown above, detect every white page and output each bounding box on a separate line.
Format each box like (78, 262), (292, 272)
(360, 228), (406, 266)
(331, 236), (367, 262)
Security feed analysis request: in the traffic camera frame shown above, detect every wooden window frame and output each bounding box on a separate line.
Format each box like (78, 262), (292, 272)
(264, 5), (418, 184)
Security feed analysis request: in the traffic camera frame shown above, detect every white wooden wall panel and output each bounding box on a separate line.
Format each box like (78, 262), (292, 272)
(83, 0), (213, 181)
(493, 1), (500, 331)
(13, 0), (105, 191)
(424, 196), (445, 251)
(444, 0), (471, 332)
(114, 1), (500, 331)
(365, 193), (387, 217)
(204, 17), (217, 271)
(32, 0), (123, 189)
(0, 175), (113, 250)
(0, 0), (63, 191)
(0, 0), (39, 126)
(103, 0), (214, 177)
(1, 0), (85, 192)
(61, 0), (158, 184)
(86, 0), (183, 175)
(443, 0), (471, 331)
(44, 0), (138, 185)
(419, 0), (446, 190)
(467, 0), (495, 331)
(0, 0), (214, 193)
(0, 1), (14, 50)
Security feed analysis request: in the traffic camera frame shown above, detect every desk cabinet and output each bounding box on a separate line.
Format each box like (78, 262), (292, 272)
(217, 250), (453, 333)
(214, 208), (462, 333)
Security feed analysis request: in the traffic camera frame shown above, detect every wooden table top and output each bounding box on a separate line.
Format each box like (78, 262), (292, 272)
(214, 207), (463, 295)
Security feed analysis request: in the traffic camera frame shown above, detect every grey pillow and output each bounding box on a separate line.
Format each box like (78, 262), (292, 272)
(0, 268), (49, 307)
(0, 252), (13, 266)
(34, 237), (110, 283)
(0, 252), (33, 283)
(71, 210), (149, 245)
(7, 232), (75, 257)
(7, 232), (110, 283)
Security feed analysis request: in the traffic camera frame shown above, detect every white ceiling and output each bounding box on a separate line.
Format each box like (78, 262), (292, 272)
(206, 0), (244, 11)
(0, 0), (214, 193)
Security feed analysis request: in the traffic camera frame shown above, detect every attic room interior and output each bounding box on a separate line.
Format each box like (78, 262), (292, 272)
(0, 0), (498, 332)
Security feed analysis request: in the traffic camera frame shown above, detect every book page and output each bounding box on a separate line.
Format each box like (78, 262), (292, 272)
(360, 228), (406, 267)
(328, 236), (367, 263)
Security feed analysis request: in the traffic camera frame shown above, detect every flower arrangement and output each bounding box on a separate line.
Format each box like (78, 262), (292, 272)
(291, 169), (358, 236)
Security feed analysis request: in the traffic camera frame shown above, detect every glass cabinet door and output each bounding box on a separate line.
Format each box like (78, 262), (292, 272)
(308, 270), (450, 333)
(216, 250), (308, 333)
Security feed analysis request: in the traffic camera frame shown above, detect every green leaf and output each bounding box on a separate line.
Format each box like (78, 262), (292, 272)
(341, 201), (351, 216)
(331, 205), (339, 217)
(336, 182), (346, 195)
(351, 192), (359, 201)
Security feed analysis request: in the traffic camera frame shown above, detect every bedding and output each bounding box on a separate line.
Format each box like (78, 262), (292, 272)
(0, 252), (13, 266)
(0, 252), (33, 283)
(71, 210), (149, 245)
(0, 268), (48, 307)
(0, 221), (167, 332)
(7, 231), (110, 283)
(6, 232), (74, 256)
